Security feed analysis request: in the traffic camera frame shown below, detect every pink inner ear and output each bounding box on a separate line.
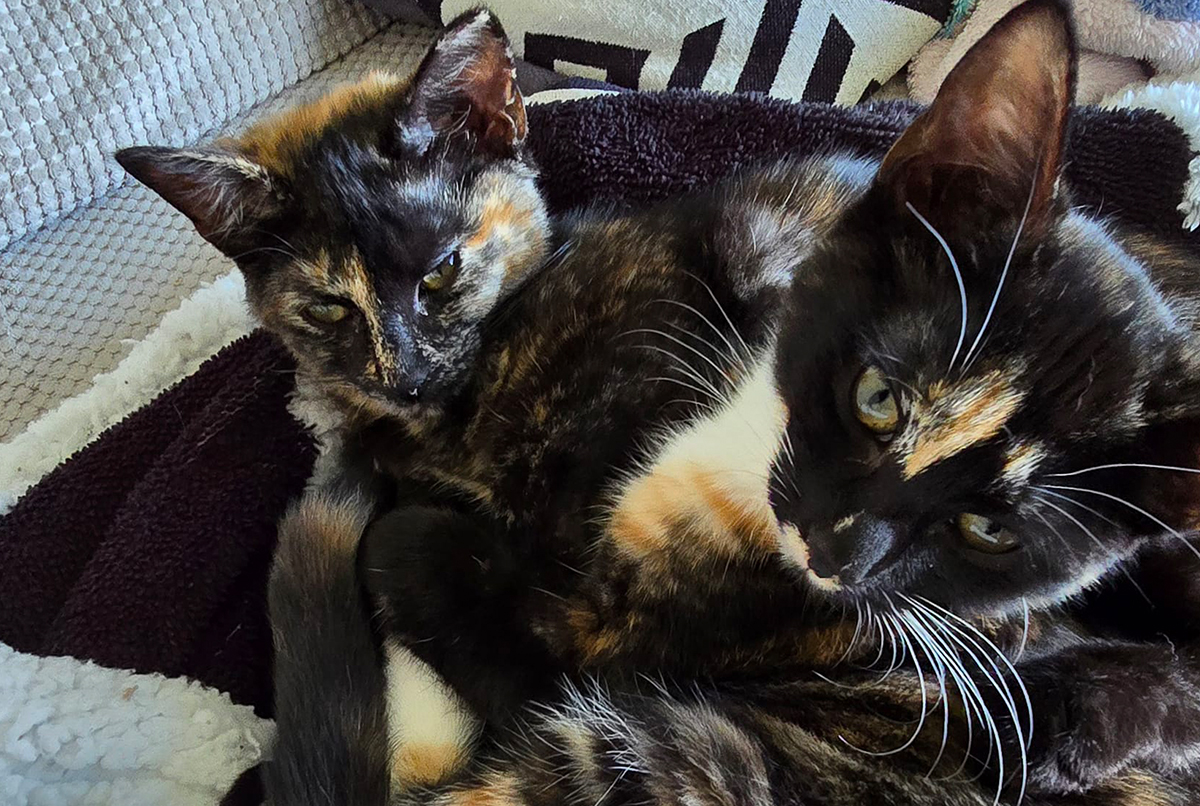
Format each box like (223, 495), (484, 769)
(877, 0), (1074, 224)
(461, 53), (526, 149)
(405, 10), (527, 157)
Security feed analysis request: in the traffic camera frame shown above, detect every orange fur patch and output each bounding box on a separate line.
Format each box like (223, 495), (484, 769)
(326, 253), (391, 382)
(393, 742), (469, 789)
(1001, 440), (1044, 487)
(439, 774), (524, 806)
(234, 72), (406, 177)
(608, 467), (777, 565)
(902, 371), (1023, 479)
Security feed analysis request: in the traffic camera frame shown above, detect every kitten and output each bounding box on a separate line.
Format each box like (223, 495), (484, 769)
(267, 2), (1200, 805)
(117, 9), (549, 407)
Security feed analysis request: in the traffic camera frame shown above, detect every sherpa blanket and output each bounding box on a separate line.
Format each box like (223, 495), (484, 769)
(1, 91), (1199, 806)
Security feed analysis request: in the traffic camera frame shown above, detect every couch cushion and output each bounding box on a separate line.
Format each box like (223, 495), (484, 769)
(0, 0), (386, 253)
(364, 0), (948, 103)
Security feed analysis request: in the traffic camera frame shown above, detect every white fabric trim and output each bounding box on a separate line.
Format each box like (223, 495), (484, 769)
(0, 271), (252, 515)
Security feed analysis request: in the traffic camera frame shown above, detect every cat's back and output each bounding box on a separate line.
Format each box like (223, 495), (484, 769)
(447, 155), (873, 522)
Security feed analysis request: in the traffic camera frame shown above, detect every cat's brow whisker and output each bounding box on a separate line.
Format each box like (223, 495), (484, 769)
(960, 175), (1037, 374)
(1046, 462), (1200, 477)
(906, 202), (968, 372)
(1033, 487), (1122, 528)
(884, 375), (925, 403)
(229, 245), (302, 262)
(1042, 483), (1200, 561)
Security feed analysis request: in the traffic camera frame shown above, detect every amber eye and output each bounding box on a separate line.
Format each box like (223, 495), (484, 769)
(853, 366), (901, 438)
(957, 513), (1019, 554)
(422, 250), (459, 293)
(305, 301), (350, 325)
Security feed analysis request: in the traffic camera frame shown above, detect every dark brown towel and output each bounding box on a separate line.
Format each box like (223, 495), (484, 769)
(0, 92), (1196, 721)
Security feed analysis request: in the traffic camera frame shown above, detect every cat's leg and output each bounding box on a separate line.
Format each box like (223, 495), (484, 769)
(996, 639), (1200, 795)
(362, 505), (565, 726)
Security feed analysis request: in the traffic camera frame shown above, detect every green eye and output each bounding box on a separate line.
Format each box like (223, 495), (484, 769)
(957, 513), (1019, 554)
(305, 302), (350, 324)
(422, 250), (459, 293)
(853, 366), (901, 437)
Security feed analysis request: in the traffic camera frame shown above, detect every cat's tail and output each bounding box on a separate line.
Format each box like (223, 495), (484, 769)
(265, 483), (392, 806)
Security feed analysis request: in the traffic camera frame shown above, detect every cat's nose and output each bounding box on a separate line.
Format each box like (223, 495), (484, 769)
(806, 514), (903, 586)
(395, 362), (430, 399)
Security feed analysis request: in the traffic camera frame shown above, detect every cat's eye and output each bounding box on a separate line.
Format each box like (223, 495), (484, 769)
(305, 302), (350, 325)
(422, 250), (459, 293)
(853, 366), (901, 437)
(957, 513), (1019, 554)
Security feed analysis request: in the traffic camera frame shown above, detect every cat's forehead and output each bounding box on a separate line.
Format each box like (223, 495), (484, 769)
(892, 365), (1027, 481)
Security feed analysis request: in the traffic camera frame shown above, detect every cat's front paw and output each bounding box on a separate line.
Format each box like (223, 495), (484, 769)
(359, 505), (514, 641)
(983, 643), (1193, 795)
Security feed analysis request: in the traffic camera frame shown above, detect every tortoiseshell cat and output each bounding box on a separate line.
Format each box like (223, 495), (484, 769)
(119, 10), (548, 404)
(348, 2), (1200, 801)
(126, 2), (1200, 805)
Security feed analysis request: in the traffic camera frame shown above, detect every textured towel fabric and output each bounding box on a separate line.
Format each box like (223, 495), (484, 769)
(0, 90), (1197, 729)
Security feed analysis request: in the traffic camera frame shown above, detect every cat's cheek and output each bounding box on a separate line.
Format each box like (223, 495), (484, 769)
(777, 523), (844, 594)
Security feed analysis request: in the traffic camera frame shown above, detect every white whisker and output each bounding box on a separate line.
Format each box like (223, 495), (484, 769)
(901, 603), (986, 782)
(906, 202), (968, 372)
(1047, 462), (1200, 478)
(839, 600), (930, 757)
(653, 298), (749, 370)
(905, 601), (1014, 805)
(960, 177), (1036, 374)
(1042, 484), (1200, 561)
(632, 344), (725, 402)
(1032, 491), (1154, 605)
(622, 328), (737, 389)
(1017, 599), (1030, 663)
(910, 597), (1030, 805)
(681, 270), (754, 360)
(897, 610), (952, 778)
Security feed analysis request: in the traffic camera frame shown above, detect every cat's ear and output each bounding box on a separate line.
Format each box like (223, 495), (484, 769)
(399, 8), (526, 158)
(877, 0), (1075, 233)
(116, 146), (282, 257)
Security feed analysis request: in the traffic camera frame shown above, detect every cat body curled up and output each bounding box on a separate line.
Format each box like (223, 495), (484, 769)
(124, 3), (1200, 805)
